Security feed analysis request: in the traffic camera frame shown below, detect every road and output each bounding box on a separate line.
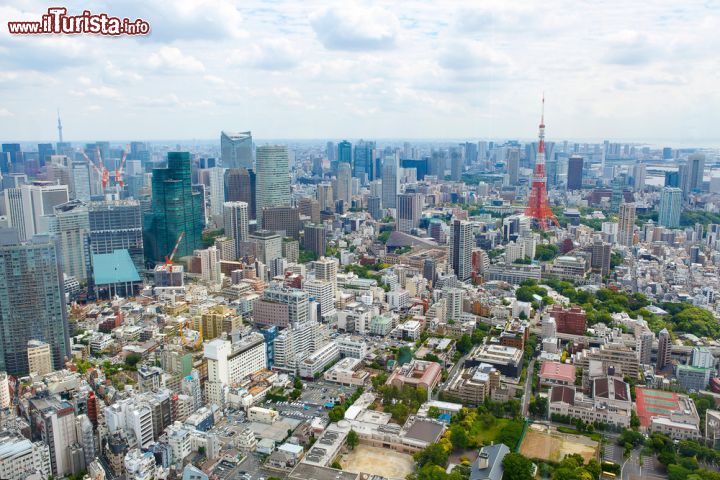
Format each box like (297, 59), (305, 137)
(521, 358), (536, 417)
(621, 448), (641, 480)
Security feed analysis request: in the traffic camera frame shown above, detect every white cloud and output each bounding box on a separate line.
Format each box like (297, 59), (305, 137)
(229, 38), (300, 70)
(103, 61), (143, 85)
(310, 3), (400, 51)
(0, 108), (13, 117)
(147, 46), (205, 73)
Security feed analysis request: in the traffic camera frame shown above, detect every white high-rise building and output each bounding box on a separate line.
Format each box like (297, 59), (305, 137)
(304, 279), (336, 317)
(27, 340), (53, 376)
(335, 162), (352, 205)
(3, 188), (27, 240)
(221, 131), (253, 170)
(444, 288), (464, 320)
(71, 161), (92, 202)
(381, 155), (399, 209)
(21, 182), (69, 238)
(637, 330), (654, 366)
(223, 201), (249, 259)
(208, 167), (227, 217)
(0, 372), (9, 409)
(255, 145), (290, 225)
(48, 200), (90, 281)
(195, 246), (221, 285)
(205, 334), (267, 405)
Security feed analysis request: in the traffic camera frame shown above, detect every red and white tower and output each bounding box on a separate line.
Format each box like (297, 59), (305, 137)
(525, 95), (559, 229)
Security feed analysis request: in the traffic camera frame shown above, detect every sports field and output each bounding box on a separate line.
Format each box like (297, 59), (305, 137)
(340, 444), (415, 479)
(520, 425), (599, 463)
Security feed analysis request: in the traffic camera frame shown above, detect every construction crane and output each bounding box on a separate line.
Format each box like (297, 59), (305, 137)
(81, 151), (104, 183)
(96, 146), (110, 190)
(115, 147), (129, 189)
(164, 231), (185, 273)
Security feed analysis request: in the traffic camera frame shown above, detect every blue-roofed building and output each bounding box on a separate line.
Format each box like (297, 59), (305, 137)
(91, 249), (142, 298)
(470, 443), (510, 480)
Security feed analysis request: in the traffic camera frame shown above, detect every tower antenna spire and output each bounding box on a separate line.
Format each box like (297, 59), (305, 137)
(57, 108), (63, 143)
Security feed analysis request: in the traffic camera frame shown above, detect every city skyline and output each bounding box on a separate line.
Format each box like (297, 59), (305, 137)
(1, 1), (720, 143)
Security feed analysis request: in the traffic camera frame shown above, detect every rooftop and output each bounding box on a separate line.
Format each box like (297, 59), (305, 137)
(92, 249), (141, 285)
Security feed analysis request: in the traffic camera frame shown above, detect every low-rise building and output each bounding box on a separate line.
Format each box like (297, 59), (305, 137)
(387, 360), (442, 391)
(248, 406), (279, 424)
(635, 387), (701, 440)
(323, 357), (368, 386)
(466, 344), (523, 378)
(539, 361), (576, 388)
(549, 377), (633, 428)
(443, 364), (500, 407)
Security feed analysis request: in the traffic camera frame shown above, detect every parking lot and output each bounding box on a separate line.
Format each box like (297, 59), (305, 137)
(213, 452), (283, 480)
(299, 379), (358, 406)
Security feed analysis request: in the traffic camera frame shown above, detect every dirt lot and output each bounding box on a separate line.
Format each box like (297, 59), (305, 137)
(520, 425), (598, 463)
(340, 444), (416, 479)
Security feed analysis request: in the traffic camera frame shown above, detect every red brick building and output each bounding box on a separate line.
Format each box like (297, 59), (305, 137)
(548, 304), (587, 335)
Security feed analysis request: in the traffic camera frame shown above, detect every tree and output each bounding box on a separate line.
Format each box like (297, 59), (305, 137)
(125, 352), (142, 367)
(331, 460), (343, 470)
(415, 443), (450, 468)
(328, 406), (346, 422)
(450, 426), (470, 449)
(529, 396), (548, 418)
(502, 453), (534, 480)
(346, 429), (359, 450)
(427, 406), (442, 419)
(630, 410), (640, 430)
(456, 334), (473, 355)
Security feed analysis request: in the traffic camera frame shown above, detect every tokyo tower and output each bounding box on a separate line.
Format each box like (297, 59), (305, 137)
(525, 95), (559, 229)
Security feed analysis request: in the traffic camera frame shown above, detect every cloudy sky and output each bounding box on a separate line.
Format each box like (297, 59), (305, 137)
(1, 0), (719, 143)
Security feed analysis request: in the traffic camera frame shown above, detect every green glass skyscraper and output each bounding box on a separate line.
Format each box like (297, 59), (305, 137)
(144, 152), (205, 265)
(0, 230), (70, 375)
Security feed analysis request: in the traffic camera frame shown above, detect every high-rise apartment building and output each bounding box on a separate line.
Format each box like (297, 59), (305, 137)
(659, 187), (682, 228)
(144, 152), (205, 265)
(223, 201), (248, 259)
(220, 131), (253, 170)
(449, 219), (473, 281)
(71, 160), (92, 202)
(633, 163), (646, 191)
(656, 328), (671, 371)
(618, 203), (636, 247)
(381, 156), (399, 209)
(88, 200), (144, 270)
(262, 206), (300, 239)
(0, 231), (70, 375)
(255, 145), (290, 225)
(298, 197), (321, 224)
(208, 167), (227, 217)
(316, 183), (334, 212)
(396, 192), (424, 233)
(450, 148), (463, 181)
(567, 155), (584, 190)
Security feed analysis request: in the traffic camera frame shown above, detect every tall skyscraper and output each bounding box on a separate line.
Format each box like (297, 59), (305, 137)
(353, 140), (375, 182)
(507, 149), (520, 185)
(255, 145), (291, 226)
(71, 160), (92, 202)
(225, 168), (256, 219)
(665, 170), (680, 188)
(335, 162), (352, 205)
(144, 152), (205, 265)
(396, 193), (424, 233)
(686, 153), (705, 193)
(3, 188), (27, 241)
(656, 328), (671, 371)
(449, 219), (473, 281)
(368, 196), (382, 220)
(223, 201), (249, 259)
(618, 203), (636, 247)
(48, 201), (90, 282)
(337, 141), (352, 163)
(632, 163), (646, 191)
(0, 230), (70, 375)
(381, 156), (399, 209)
(567, 155), (584, 190)
(88, 200), (144, 270)
(448, 148), (462, 181)
(208, 167), (227, 217)
(590, 240), (611, 276)
(658, 187), (682, 228)
(220, 131), (253, 170)
(316, 183), (334, 212)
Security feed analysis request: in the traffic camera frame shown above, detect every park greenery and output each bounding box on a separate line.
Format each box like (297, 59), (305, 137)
(534, 244), (560, 261)
(539, 279), (720, 338)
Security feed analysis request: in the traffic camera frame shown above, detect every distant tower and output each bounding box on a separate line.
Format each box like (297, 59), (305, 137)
(525, 96), (559, 229)
(57, 108), (63, 143)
